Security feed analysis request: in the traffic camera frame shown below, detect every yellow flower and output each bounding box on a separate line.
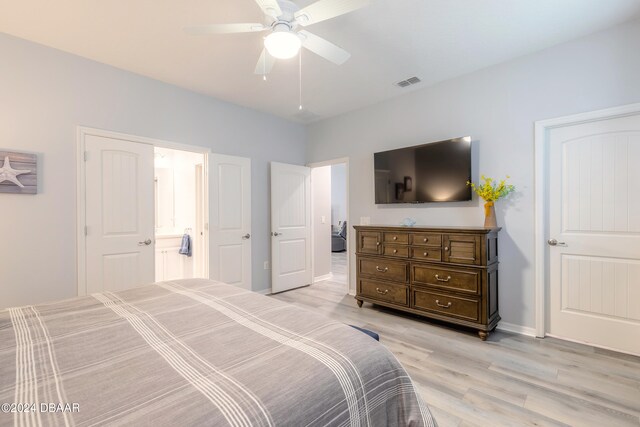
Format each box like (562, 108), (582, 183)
(467, 175), (515, 202)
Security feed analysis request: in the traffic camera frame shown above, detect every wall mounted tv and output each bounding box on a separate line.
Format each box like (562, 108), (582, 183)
(374, 136), (472, 204)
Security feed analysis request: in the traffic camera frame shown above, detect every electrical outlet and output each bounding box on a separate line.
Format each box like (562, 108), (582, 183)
(264, 261), (270, 270)
(360, 216), (371, 225)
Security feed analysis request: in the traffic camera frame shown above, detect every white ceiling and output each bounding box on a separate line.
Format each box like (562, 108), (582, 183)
(1, 0), (639, 123)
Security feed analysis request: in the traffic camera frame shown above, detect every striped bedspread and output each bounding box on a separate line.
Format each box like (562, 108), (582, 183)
(0, 279), (436, 427)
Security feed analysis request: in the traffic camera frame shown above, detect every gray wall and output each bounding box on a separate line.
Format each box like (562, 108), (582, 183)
(307, 19), (640, 330)
(0, 33), (306, 308)
(331, 163), (347, 226)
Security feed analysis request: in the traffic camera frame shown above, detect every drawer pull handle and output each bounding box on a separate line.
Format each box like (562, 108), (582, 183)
(435, 299), (452, 309)
(435, 274), (452, 282)
(376, 288), (389, 295)
(376, 266), (389, 273)
(393, 236), (397, 241)
(423, 252), (428, 257)
(393, 249), (398, 254)
(423, 238), (428, 242)
(376, 241), (380, 246)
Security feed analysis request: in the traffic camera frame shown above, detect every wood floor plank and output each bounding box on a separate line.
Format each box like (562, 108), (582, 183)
(270, 252), (640, 426)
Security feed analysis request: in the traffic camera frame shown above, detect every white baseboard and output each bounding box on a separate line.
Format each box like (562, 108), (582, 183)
(496, 322), (536, 337)
(254, 288), (272, 295)
(314, 273), (333, 283)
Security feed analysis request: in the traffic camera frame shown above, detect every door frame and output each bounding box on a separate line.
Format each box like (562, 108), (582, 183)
(533, 103), (640, 338)
(76, 126), (209, 296)
(308, 157), (350, 295)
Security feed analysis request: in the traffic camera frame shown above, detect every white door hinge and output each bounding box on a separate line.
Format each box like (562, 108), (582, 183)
(84, 151), (89, 162)
(84, 226), (89, 236)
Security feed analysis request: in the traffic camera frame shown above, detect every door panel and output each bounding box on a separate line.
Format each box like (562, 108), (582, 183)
(271, 162), (312, 293)
(209, 154), (251, 289)
(85, 135), (155, 293)
(218, 244), (244, 285)
(549, 113), (640, 355)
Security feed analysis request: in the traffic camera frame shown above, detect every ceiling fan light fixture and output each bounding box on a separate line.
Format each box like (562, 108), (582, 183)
(264, 25), (301, 59)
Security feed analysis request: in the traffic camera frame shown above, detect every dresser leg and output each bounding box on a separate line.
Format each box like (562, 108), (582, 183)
(478, 331), (488, 341)
(356, 299), (363, 308)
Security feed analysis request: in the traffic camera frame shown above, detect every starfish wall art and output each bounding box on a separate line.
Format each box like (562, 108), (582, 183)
(0, 151), (37, 194)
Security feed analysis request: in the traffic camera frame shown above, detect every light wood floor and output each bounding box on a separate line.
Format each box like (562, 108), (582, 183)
(271, 253), (640, 427)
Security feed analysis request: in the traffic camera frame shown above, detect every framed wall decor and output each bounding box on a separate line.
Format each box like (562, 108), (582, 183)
(0, 151), (37, 194)
(395, 182), (405, 200)
(404, 176), (413, 191)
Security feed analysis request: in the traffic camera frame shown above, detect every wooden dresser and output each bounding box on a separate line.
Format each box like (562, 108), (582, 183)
(354, 225), (501, 340)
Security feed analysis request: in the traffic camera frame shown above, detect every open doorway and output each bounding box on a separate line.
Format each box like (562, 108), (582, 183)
(154, 147), (206, 282)
(310, 159), (349, 294)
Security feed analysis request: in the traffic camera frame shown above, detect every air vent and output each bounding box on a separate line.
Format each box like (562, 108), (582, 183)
(395, 76), (422, 88)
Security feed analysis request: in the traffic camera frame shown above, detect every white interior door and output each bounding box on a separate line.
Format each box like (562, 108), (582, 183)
(548, 112), (640, 355)
(209, 154), (252, 289)
(85, 135), (155, 293)
(271, 162), (312, 293)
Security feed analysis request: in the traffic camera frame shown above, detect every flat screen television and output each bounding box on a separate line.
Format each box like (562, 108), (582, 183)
(374, 136), (472, 204)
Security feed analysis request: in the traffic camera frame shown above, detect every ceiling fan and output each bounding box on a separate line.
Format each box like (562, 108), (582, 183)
(185, 0), (371, 76)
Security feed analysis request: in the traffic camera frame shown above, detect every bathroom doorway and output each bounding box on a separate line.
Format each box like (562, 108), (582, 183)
(154, 147), (206, 281)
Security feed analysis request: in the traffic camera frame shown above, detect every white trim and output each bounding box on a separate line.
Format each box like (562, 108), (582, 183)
(307, 157), (349, 168)
(314, 273), (333, 283)
(496, 322), (536, 338)
(533, 102), (640, 339)
(76, 126), (210, 297)
(546, 333), (640, 358)
(254, 289), (272, 296)
(308, 158), (350, 296)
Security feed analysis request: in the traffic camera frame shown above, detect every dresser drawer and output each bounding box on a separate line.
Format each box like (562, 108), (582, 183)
(409, 247), (442, 262)
(412, 289), (480, 322)
(383, 232), (409, 244)
(358, 258), (409, 283)
(443, 234), (482, 265)
(410, 233), (442, 247)
(382, 244), (409, 258)
(357, 231), (381, 255)
(411, 265), (480, 295)
(359, 279), (408, 306)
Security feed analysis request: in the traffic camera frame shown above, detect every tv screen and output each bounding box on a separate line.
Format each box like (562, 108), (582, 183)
(374, 137), (472, 204)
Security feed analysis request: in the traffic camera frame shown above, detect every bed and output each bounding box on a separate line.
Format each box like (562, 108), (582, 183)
(0, 279), (436, 427)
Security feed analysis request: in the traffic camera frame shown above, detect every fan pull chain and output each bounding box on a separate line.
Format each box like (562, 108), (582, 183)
(263, 50), (267, 81)
(299, 50), (303, 111)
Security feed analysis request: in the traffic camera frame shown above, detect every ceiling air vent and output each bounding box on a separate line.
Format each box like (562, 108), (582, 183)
(395, 76), (421, 88)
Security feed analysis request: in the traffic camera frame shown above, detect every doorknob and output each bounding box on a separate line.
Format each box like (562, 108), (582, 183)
(547, 238), (567, 247)
(242, 233), (251, 240)
(138, 238), (152, 246)
(272, 232), (281, 237)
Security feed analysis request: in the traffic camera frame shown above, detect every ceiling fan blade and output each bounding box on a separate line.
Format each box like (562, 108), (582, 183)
(184, 23), (267, 35)
(294, 0), (371, 26)
(254, 49), (276, 75)
(299, 30), (350, 65)
(254, 0), (282, 18)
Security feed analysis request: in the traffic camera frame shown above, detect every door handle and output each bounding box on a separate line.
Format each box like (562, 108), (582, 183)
(547, 238), (567, 247)
(242, 233), (251, 240)
(138, 239), (152, 246)
(272, 232), (281, 237)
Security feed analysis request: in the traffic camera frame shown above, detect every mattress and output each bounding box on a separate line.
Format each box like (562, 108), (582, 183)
(0, 279), (436, 426)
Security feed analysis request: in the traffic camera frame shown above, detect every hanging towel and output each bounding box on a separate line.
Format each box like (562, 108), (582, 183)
(179, 233), (192, 257)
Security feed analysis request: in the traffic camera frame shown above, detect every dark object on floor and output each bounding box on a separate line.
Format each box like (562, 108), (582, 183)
(332, 221), (347, 252)
(349, 325), (380, 341)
